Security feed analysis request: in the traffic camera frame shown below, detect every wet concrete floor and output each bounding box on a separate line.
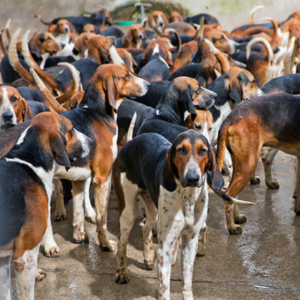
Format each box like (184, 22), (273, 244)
(12, 151), (300, 299)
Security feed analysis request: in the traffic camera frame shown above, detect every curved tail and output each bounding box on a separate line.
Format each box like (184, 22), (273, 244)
(249, 6), (264, 24)
(216, 119), (231, 172)
(246, 37), (273, 65)
(35, 9), (52, 26)
(127, 112), (137, 142)
(261, 17), (278, 47)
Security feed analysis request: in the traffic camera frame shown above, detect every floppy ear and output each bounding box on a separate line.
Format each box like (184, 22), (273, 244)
(165, 48), (173, 66)
(161, 13), (169, 30)
(207, 145), (224, 192)
(148, 15), (154, 28)
(229, 77), (242, 103)
(181, 85), (197, 120)
(159, 146), (177, 192)
(125, 29), (133, 43)
(141, 47), (149, 64)
(20, 98), (34, 122)
(131, 56), (138, 68)
(104, 76), (117, 110)
(50, 133), (71, 169)
(29, 35), (41, 58)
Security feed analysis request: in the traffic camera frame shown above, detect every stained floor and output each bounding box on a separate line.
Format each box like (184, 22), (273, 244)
(12, 151), (300, 299)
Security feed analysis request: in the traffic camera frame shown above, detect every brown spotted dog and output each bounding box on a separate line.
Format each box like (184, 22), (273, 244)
(169, 11), (184, 23)
(0, 112), (91, 300)
(123, 24), (147, 49)
(31, 64), (149, 252)
(113, 130), (252, 299)
(168, 22), (196, 36)
(0, 86), (34, 132)
(148, 10), (169, 32)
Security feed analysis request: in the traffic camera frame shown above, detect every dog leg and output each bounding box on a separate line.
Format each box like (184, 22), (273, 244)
(42, 215), (60, 257)
(262, 148), (279, 189)
(171, 236), (181, 266)
(140, 191), (158, 269)
(53, 178), (67, 221)
(250, 169), (261, 184)
(197, 222), (207, 256)
(14, 244), (40, 300)
(84, 177), (97, 224)
(72, 180), (87, 244)
(181, 229), (200, 300)
(0, 255), (12, 300)
(94, 176), (117, 251)
(115, 175), (138, 284)
(293, 157), (300, 215)
(157, 209), (184, 299)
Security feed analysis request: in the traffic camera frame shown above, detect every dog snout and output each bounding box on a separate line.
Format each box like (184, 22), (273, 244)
(146, 81), (150, 87)
(64, 27), (69, 33)
(185, 172), (200, 186)
(158, 21), (164, 27)
(138, 33), (143, 39)
(3, 111), (14, 122)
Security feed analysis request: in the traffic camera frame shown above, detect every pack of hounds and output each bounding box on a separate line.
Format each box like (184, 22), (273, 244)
(0, 5), (300, 300)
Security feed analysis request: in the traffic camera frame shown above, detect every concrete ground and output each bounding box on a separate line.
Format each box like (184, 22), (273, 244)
(11, 151), (300, 299)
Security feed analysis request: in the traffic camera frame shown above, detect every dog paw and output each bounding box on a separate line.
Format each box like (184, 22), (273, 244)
(73, 227), (87, 244)
(144, 259), (155, 270)
(266, 180), (279, 189)
(250, 176), (260, 184)
(36, 268), (46, 282)
(229, 225), (242, 235)
(85, 214), (97, 224)
(44, 243), (60, 258)
(115, 269), (129, 284)
(100, 240), (117, 252)
(54, 207), (67, 221)
(234, 214), (247, 224)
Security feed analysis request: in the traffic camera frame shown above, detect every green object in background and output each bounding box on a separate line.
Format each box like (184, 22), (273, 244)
(116, 21), (135, 26)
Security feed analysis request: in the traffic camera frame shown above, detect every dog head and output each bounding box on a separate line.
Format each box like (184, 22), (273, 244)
(169, 11), (184, 23)
(227, 67), (264, 104)
(86, 35), (112, 64)
(148, 11), (168, 32)
(142, 38), (173, 66)
(29, 32), (61, 58)
(83, 24), (99, 34)
(185, 109), (214, 142)
(125, 24), (147, 48)
(81, 64), (149, 112)
(161, 130), (223, 189)
(204, 29), (239, 55)
(171, 77), (217, 119)
(56, 19), (72, 34)
(0, 86), (34, 132)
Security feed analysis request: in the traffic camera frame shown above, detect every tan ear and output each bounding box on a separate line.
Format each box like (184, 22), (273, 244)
(229, 77), (242, 103)
(50, 133), (71, 169)
(126, 28), (133, 43)
(141, 47), (149, 64)
(20, 98), (34, 121)
(148, 15), (154, 28)
(162, 13), (169, 30)
(29, 35), (41, 58)
(165, 49), (173, 66)
(104, 76), (117, 110)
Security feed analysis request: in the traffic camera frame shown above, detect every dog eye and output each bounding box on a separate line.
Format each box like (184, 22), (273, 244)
(177, 147), (186, 155)
(133, 29), (137, 32)
(199, 148), (207, 155)
(220, 36), (225, 41)
(47, 37), (51, 40)
(125, 72), (130, 80)
(195, 125), (202, 130)
(11, 96), (18, 103)
(208, 127), (213, 131)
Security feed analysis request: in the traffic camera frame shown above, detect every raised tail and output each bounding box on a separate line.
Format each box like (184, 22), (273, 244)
(246, 37), (273, 65)
(127, 112), (137, 142)
(216, 119), (231, 172)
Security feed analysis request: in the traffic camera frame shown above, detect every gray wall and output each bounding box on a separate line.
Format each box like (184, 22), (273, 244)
(0, 0), (298, 36)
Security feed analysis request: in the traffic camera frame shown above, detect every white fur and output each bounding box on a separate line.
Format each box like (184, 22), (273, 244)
(74, 128), (90, 158)
(132, 74), (149, 96)
(54, 165), (92, 181)
(0, 87), (17, 131)
(158, 55), (169, 68)
(16, 126), (32, 145)
(153, 43), (160, 55)
(184, 111), (191, 121)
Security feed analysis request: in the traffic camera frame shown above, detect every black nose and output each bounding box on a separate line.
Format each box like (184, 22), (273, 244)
(186, 173), (200, 185)
(159, 22), (164, 26)
(88, 137), (93, 145)
(61, 43), (66, 48)
(146, 82), (150, 87)
(138, 34), (143, 39)
(3, 112), (13, 122)
(64, 28), (69, 33)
